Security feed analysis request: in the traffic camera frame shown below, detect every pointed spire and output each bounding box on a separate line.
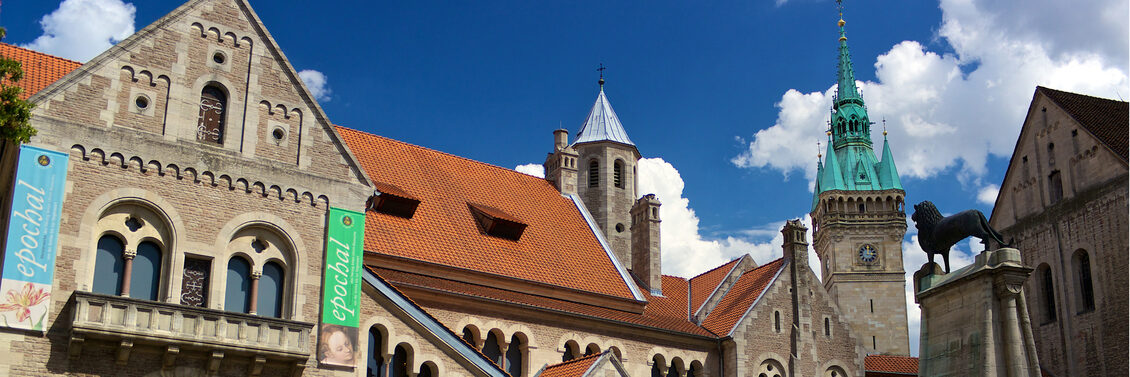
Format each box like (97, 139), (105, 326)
(821, 132), (846, 191)
(835, 0), (861, 103)
(574, 69), (635, 146)
(875, 130), (904, 190)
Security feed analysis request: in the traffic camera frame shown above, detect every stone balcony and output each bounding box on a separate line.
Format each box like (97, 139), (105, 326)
(68, 291), (314, 376)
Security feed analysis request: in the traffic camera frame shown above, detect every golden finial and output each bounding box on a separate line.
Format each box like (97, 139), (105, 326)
(882, 118), (888, 136)
(838, 19), (845, 27)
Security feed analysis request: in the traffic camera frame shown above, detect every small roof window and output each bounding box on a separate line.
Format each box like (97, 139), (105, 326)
(367, 182), (420, 219)
(468, 203), (527, 241)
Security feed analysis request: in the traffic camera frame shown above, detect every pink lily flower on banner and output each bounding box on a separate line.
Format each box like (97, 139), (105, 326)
(0, 283), (50, 323)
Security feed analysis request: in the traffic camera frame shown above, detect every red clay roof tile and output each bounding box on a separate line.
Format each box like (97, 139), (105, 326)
(539, 352), (603, 377)
(0, 43), (81, 100)
(700, 258), (785, 335)
(338, 126), (638, 300)
(689, 258), (742, 314)
(371, 266), (714, 337)
(864, 355), (918, 375)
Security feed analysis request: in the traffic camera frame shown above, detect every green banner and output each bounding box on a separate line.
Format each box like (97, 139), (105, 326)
(321, 207), (364, 326)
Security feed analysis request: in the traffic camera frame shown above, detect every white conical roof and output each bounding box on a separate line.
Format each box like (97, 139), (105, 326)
(573, 88), (635, 146)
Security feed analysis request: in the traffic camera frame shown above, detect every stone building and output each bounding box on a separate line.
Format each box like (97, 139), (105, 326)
(988, 86), (1129, 377)
(0, 0), (914, 376)
(809, 15), (910, 356)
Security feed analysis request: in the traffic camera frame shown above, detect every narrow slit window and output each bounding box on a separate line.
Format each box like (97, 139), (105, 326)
(1041, 266), (1056, 322)
(614, 160), (624, 188)
(589, 160), (599, 187)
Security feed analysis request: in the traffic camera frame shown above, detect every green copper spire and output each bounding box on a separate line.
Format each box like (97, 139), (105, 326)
(813, 0), (902, 209)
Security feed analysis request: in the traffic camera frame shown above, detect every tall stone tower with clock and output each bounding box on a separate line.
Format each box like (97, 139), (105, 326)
(810, 2), (910, 356)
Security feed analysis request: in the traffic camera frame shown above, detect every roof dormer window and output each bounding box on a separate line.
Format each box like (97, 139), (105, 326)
(468, 203), (527, 241)
(367, 182), (420, 219)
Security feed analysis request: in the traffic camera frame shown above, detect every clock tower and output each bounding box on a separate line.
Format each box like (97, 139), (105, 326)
(810, 1), (910, 356)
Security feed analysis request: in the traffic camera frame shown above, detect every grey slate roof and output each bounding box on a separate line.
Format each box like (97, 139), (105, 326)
(573, 88), (635, 146)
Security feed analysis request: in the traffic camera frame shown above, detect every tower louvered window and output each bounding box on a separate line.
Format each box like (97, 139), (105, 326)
(614, 161), (624, 188)
(589, 160), (599, 187)
(197, 85), (226, 144)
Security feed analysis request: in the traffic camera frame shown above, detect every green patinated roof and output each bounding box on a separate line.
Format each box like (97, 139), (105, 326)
(812, 6), (902, 211)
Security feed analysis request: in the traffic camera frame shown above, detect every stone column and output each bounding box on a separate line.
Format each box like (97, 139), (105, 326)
(248, 269), (262, 314)
(120, 247), (137, 297)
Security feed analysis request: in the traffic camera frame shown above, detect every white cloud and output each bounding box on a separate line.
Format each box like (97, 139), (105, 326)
(733, 0), (1128, 189)
(976, 184), (999, 205)
(298, 69), (332, 102)
(22, 0), (136, 62)
(513, 163), (544, 178)
(637, 158), (815, 278)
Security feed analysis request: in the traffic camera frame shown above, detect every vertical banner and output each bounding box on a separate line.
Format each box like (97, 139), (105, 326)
(319, 207), (364, 367)
(0, 145), (68, 331)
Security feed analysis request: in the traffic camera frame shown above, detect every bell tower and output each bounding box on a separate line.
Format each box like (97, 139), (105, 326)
(810, 0), (910, 355)
(573, 73), (640, 268)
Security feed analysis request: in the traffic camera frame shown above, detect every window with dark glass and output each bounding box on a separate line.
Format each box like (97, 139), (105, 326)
(1048, 170), (1063, 203)
(1076, 251), (1095, 313)
(225, 256), (252, 313)
(651, 356), (663, 377)
(1041, 266), (1056, 322)
(469, 203), (527, 241)
(258, 261), (284, 318)
(483, 332), (502, 366)
(180, 257), (210, 307)
(368, 182), (420, 219)
(589, 160), (599, 187)
(93, 236), (125, 295)
(130, 241), (163, 301)
(197, 85), (226, 144)
(506, 334), (523, 377)
(391, 345), (410, 377)
(367, 327), (385, 377)
(773, 311), (781, 332)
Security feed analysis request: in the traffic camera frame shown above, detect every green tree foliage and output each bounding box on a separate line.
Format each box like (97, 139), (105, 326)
(0, 27), (36, 144)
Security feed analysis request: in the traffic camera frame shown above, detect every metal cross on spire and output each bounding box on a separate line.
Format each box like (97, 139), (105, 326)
(597, 63), (606, 88)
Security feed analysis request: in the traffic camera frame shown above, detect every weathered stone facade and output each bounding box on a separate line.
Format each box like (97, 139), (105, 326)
(575, 141), (639, 268)
(989, 87), (1129, 377)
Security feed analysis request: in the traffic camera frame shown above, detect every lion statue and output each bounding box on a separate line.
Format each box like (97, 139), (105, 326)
(911, 201), (1011, 273)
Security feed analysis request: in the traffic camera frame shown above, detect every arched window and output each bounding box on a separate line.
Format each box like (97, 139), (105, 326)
(588, 160), (599, 187)
(585, 343), (600, 356)
(367, 327), (385, 377)
(93, 236), (125, 295)
(824, 317), (831, 337)
(225, 256), (252, 313)
(666, 359), (682, 377)
(483, 331), (503, 366)
(506, 334), (524, 377)
(390, 345), (410, 377)
(418, 363), (436, 377)
(197, 85), (227, 144)
(130, 241), (163, 301)
(258, 261), (285, 318)
(651, 355), (664, 377)
(461, 327), (478, 346)
(613, 160), (624, 188)
(1074, 250), (1095, 313)
(562, 340), (579, 362)
(1039, 264), (1056, 322)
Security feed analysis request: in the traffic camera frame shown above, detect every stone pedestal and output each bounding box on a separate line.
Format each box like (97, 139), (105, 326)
(914, 248), (1040, 377)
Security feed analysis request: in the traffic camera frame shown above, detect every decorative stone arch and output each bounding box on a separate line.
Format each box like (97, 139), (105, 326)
(458, 323), (484, 349)
(649, 353), (668, 376)
(213, 213), (306, 319)
(561, 339), (581, 362)
(584, 342), (601, 356)
(553, 332), (585, 355)
(752, 352), (788, 377)
(419, 360), (442, 377)
(359, 318), (394, 363)
(606, 345), (624, 363)
(668, 357), (686, 376)
(77, 189), (185, 299)
(499, 322), (539, 351)
(390, 342), (416, 377)
(818, 359), (851, 377)
(687, 360), (704, 377)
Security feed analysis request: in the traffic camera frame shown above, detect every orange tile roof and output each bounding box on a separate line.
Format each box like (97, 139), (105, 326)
(689, 257), (742, 314)
(538, 352), (604, 377)
(338, 126), (636, 300)
(370, 266), (714, 337)
(0, 43), (80, 100)
(864, 355), (918, 375)
(701, 258), (785, 335)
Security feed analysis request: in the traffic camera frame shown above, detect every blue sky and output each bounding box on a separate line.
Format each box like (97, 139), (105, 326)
(2, 0), (1126, 356)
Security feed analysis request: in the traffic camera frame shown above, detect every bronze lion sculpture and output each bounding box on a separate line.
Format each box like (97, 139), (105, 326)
(911, 201), (1011, 273)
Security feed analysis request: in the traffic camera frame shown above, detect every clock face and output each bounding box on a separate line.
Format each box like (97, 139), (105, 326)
(858, 244), (878, 263)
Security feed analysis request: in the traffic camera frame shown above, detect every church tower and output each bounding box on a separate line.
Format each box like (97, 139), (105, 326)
(811, 1), (910, 356)
(573, 75), (640, 268)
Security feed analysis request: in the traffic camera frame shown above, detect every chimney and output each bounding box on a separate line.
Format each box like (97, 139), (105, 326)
(781, 219), (808, 270)
(543, 129), (578, 195)
(631, 194), (662, 294)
